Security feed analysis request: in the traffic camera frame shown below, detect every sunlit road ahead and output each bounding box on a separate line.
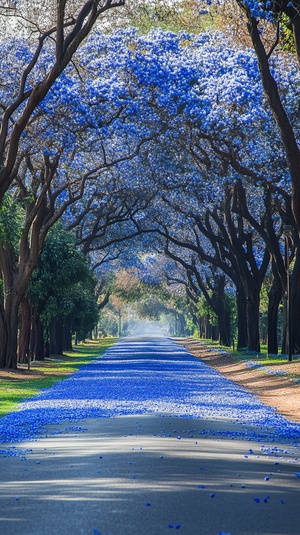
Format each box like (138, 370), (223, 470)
(0, 334), (300, 535)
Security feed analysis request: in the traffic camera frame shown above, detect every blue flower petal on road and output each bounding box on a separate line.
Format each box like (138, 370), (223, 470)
(1, 337), (300, 450)
(0, 335), (299, 534)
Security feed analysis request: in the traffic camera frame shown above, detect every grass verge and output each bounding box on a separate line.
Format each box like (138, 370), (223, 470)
(194, 337), (300, 383)
(0, 338), (116, 418)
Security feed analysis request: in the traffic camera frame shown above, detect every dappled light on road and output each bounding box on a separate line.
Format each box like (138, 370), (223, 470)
(1, 415), (300, 535)
(1, 337), (300, 535)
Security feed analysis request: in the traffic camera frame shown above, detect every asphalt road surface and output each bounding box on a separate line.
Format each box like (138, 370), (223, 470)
(0, 333), (300, 535)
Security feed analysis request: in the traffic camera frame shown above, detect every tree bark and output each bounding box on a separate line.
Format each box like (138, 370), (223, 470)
(0, 300), (8, 368)
(236, 285), (248, 350)
(32, 309), (45, 361)
(246, 12), (300, 233)
(211, 324), (219, 341)
(1, 294), (21, 369)
(213, 275), (231, 346)
(18, 297), (31, 364)
(267, 275), (282, 355)
(62, 319), (73, 351)
(50, 319), (63, 356)
(246, 288), (261, 352)
(291, 247), (300, 353)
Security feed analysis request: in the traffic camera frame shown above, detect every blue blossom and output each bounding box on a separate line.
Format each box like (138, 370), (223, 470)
(1, 338), (300, 455)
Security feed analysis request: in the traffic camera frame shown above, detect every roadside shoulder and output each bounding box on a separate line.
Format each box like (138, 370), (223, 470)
(176, 338), (300, 425)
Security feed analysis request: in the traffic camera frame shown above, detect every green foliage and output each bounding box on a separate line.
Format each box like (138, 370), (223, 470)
(198, 295), (217, 325)
(280, 13), (297, 54)
(29, 224), (86, 304)
(71, 283), (99, 341)
(113, 269), (170, 304)
(0, 193), (25, 251)
(135, 295), (170, 319)
(124, 0), (216, 34)
(98, 304), (120, 337)
(28, 224), (98, 339)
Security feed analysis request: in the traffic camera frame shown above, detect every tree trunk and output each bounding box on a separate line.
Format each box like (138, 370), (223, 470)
(213, 276), (231, 346)
(199, 316), (204, 338)
(267, 276), (282, 355)
(0, 300), (8, 368)
(0, 246), (40, 368)
(218, 313), (230, 346)
(246, 288), (261, 352)
(6, 305), (19, 369)
(236, 286), (248, 350)
(50, 319), (63, 355)
(290, 251), (300, 354)
(29, 305), (45, 361)
(223, 309), (231, 347)
(62, 319), (72, 351)
(0, 292), (20, 369)
(206, 318), (212, 340)
(18, 297), (31, 364)
(246, 12), (300, 234)
(211, 324), (219, 341)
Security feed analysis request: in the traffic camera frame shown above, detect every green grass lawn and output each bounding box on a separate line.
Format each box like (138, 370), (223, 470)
(0, 338), (116, 417)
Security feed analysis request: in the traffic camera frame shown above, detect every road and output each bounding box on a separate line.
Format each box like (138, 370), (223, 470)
(0, 334), (300, 535)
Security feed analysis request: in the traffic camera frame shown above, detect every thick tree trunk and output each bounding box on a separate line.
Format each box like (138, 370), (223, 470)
(213, 276), (231, 346)
(223, 309), (231, 347)
(211, 324), (219, 341)
(0, 300), (8, 368)
(18, 297), (31, 364)
(62, 319), (72, 351)
(281, 297), (288, 356)
(267, 276), (282, 355)
(246, 13), (300, 233)
(199, 315), (209, 338)
(199, 316), (204, 338)
(50, 319), (63, 355)
(0, 246), (41, 368)
(290, 250), (300, 354)
(30, 304), (46, 361)
(236, 286), (248, 350)
(34, 315), (45, 361)
(246, 289), (261, 352)
(206, 319), (212, 340)
(218, 313), (230, 346)
(0, 295), (20, 369)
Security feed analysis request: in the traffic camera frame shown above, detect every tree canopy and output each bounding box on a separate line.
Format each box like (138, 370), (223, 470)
(0, 1), (300, 366)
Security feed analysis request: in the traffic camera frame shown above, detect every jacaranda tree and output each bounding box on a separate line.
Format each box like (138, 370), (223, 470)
(93, 28), (298, 353)
(1, 21), (299, 366)
(0, 28), (161, 368)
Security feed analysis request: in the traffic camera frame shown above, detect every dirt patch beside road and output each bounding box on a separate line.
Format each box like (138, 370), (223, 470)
(177, 338), (300, 425)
